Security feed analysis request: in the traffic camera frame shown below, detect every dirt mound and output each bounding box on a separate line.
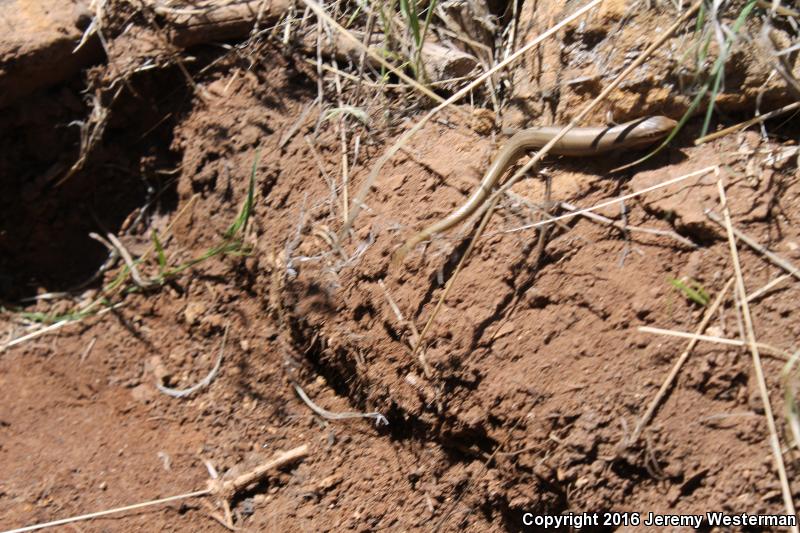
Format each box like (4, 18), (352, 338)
(2, 1), (799, 531)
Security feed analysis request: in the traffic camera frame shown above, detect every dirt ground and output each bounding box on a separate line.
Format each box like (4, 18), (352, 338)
(2, 1), (800, 532)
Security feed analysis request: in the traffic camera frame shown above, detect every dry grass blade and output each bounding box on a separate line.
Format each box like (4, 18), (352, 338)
(412, 192), (501, 365)
(292, 382), (389, 426)
(638, 326), (793, 360)
(627, 277), (734, 447)
(694, 101), (800, 145)
(2, 489), (212, 533)
(706, 210), (800, 282)
(717, 179), (798, 528)
(378, 279), (432, 377)
(559, 201), (697, 248)
(339, 0), (605, 240)
(299, 0), (445, 105)
(0, 304), (123, 353)
(157, 324), (229, 398)
(3, 444), (310, 533)
(747, 274), (792, 302)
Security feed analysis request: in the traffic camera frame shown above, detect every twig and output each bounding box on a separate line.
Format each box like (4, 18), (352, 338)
(0, 489), (212, 533)
(304, 58), (475, 88)
(378, 279), (432, 377)
(757, 0), (800, 17)
(706, 210), (800, 283)
(747, 273), (792, 302)
(157, 324), (229, 398)
(292, 382), (388, 426)
(3, 445), (311, 533)
(716, 179), (797, 528)
(100, 233), (158, 289)
(559, 201), (697, 248)
(499, 167), (716, 236)
(80, 337), (97, 364)
(627, 277), (735, 447)
(209, 445), (310, 505)
(694, 101), (800, 145)
(637, 326), (792, 360)
(412, 190), (501, 364)
(1, 304), (124, 353)
(305, 135), (338, 214)
(279, 96), (320, 148)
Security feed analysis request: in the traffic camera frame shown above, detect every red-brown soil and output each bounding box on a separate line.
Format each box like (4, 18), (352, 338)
(2, 1), (799, 532)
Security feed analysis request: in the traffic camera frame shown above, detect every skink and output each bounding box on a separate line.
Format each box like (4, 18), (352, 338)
(392, 115), (677, 264)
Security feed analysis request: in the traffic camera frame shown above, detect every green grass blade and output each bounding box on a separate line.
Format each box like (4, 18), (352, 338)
(400, 0), (421, 47)
(613, 0), (757, 171)
(152, 230), (167, 273)
(669, 278), (710, 306)
(225, 148), (259, 239)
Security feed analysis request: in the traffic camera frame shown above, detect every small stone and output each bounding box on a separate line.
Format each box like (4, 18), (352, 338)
(184, 301), (207, 325)
(667, 485), (682, 505)
(130, 384), (154, 404)
(201, 313), (225, 333)
(318, 474), (343, 492)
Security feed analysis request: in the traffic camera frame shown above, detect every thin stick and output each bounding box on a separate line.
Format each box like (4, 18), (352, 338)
(412, 193), (501, 363)
(157, 324), (229, 398)
(498, 167), (716, 234)
(694, 101), (800, 145)
(637, 326), (791, 360)
(559, 201), (697, 248)
(747, 273), (792, 302)
(706, 210), (800, 282)
(339, 0), (605, 239)
(378, 280), (432, 377)
(1, 489), (212, 533)
(304, 58), (475, 88)
(79, 336), (97, 364)
(305, 135), (338, 213)
(212, 445), (310, 501)
(292, 382), (388, 425)
(1, 304), (123, 353)
(104, 233), (157, 289)
(756, 0), (800, 17)
(279, 96), (320, 148)
(628, 277), (735, 446)
(717, 179), (797, 528)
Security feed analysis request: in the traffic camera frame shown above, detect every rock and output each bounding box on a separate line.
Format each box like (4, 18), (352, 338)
(183, 301), (207, 325)
(130, 384), (155, 404)
(0, 0), (101, 108)
(317, 474), (343, 492)
(503, 1), (799, 128)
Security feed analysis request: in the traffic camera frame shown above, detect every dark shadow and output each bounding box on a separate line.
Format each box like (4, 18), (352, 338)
(0, 64), (187, 302)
